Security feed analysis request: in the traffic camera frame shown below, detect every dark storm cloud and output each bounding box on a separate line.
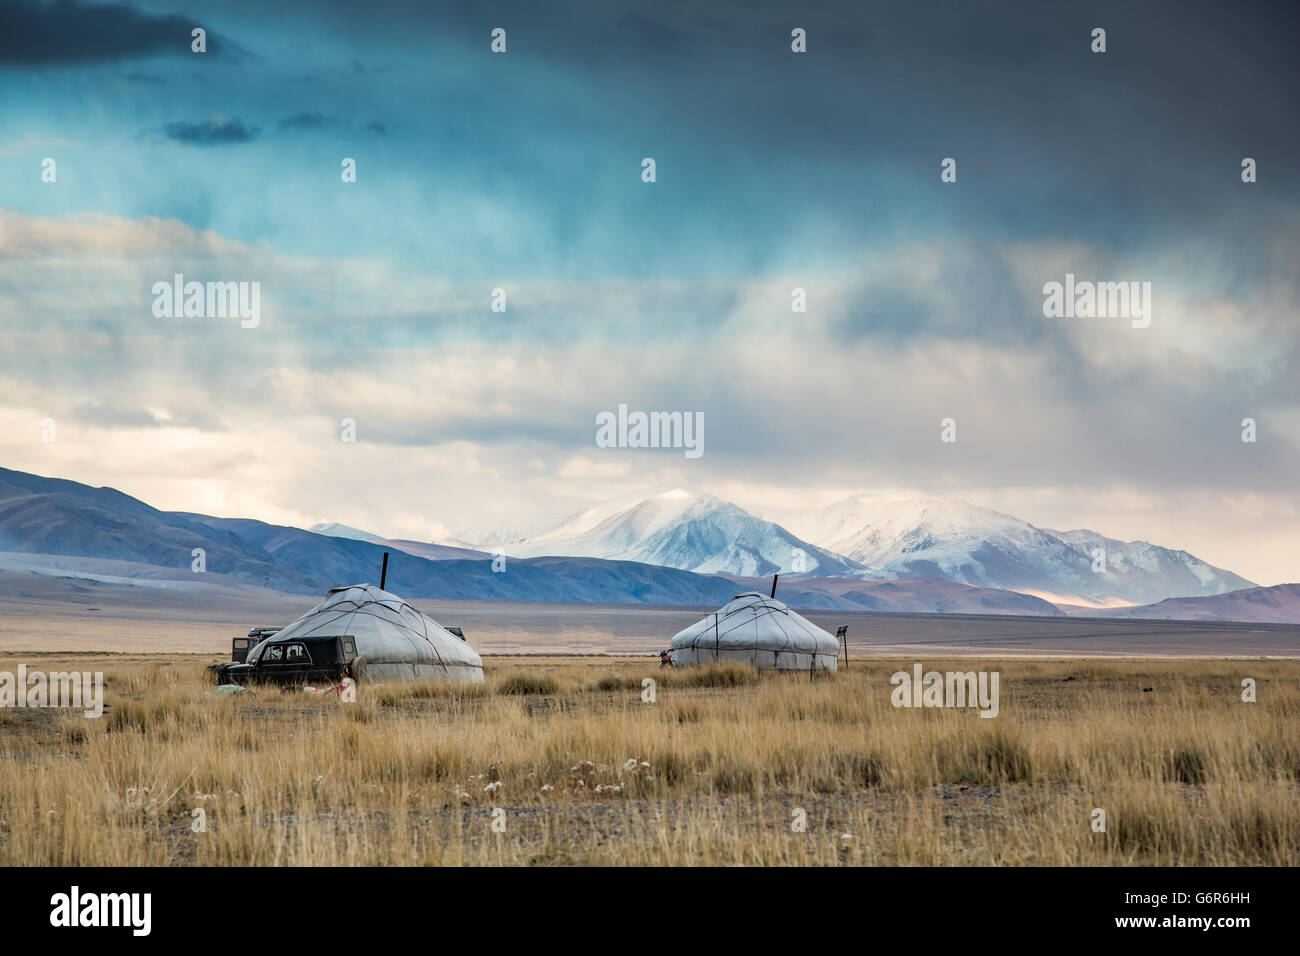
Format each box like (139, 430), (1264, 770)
(0, 0), (243, 65)
(206, 0), (1300, 252)
(278, 112), (338, 131)
(159, 118), (259, 145)
(275, 113), (388, 136)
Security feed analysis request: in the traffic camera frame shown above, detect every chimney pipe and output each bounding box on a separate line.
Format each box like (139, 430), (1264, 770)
(770, 573), (778, 598)
(380, 551), (389, 590)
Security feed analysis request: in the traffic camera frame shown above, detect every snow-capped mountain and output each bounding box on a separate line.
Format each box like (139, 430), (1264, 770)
(769, 495), (1254, 607)
(324, 488), (1255, 607)
(308, 522), (384, 543)
(451, 513), (570, 550)
(1045, 528), (1255, 606)
(506, 489), (864, 577)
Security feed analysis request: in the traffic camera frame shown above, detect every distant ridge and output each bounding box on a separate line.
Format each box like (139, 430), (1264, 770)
(766, 495), (1253, 606)
(1078, 583), (1300, 624)
(308, 522), (385, 543)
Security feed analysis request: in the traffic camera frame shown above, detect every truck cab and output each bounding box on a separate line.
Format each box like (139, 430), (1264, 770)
(231, 626), (283, 663)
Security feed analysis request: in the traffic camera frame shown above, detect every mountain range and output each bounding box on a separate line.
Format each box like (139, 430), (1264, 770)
(0, 467), (728, 604)
(505, 489), (865, 577)
(449, 490), (1252, 608)
(766, 495), (1253, 607)
(1, 466), (1293, 621)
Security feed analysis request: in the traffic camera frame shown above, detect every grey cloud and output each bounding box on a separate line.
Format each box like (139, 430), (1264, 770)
(0, 0), (245, 65)
(275, 113), (388, 137)
(73, 402), (223, 432)
(159, 118), (259, 145)
(278, 112), (338, 132)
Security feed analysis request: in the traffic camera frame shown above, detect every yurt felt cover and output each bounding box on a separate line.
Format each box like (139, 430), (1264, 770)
(669, 591), (838, 671)
(263, 583), (483, 683)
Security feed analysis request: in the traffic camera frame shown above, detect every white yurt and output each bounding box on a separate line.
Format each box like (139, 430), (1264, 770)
(263, 583), (483, 684)
(669, 591), (839, 672)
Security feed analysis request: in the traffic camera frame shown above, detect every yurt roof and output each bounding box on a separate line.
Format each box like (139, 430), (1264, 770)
(264, 583), (482, 671)
(670, 591), (838, 654)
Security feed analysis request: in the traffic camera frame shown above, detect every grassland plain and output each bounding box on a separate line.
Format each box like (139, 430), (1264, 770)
(1, 653), (1297, 866)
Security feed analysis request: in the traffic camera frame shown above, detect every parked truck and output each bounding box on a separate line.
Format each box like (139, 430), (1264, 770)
(210, 630), (359, 687)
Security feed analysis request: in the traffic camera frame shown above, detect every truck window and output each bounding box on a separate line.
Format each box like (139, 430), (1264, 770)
(263, 645), (284, 663)
(285, 644), (309, 662)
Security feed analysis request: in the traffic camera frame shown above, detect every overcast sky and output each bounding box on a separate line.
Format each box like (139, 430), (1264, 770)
(1, 0), (1297, 584)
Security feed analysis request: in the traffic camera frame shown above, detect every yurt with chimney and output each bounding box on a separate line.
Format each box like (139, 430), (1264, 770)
(669, 591), (839, 672)
(255, 583), (483, 684)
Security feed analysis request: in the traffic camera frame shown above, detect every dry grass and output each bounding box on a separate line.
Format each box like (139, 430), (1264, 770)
(0, 653), (1297, 865)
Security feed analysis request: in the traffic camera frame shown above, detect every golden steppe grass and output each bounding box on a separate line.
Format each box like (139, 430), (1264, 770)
(0, 653), (1297, 865)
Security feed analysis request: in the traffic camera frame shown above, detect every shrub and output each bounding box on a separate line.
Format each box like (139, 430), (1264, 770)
(662, 663), (757, 689)
(1165, 746), (1207, 785)
(495, 673), (560, 696)
(593, 674), (637, 692)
